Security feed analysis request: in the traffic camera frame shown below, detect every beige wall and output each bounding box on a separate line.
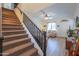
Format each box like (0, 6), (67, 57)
(17, 3), (54, 31)
(18, 3), (53, 12)
(14, 8), (23, 22)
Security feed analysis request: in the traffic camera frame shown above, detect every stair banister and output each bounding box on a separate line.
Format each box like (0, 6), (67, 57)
(17, 7), (46, 56)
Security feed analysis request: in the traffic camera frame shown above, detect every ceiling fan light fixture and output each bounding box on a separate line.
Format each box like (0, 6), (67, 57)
(44, 16), (49, 20)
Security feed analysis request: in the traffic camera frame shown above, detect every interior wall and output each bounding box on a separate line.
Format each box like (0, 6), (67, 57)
(40, 18), (75, 37)
(75, 4), (79, 16)
(57, 20), (75, 37)
(18, 3), (53, 12)
(17, 4), (42, 30)
(14, 8), (23, 22)
(17, 3), (77, 37)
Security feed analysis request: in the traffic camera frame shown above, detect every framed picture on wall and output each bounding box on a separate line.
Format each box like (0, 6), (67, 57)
(76, 16), (79, 27)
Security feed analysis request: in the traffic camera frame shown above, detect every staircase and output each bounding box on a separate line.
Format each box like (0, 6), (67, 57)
(2, 8), (38, 56)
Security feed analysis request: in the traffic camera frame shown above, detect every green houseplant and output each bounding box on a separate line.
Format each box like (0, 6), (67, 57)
(67, 27), (78, 40)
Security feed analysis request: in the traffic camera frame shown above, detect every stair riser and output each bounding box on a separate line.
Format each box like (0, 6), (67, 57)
(3, 19), (19, 21)
(2, 23), (20, 25)
(3, 11), (15, 14)
(4, 34), (28, 42)
(3, 39), (31, 51)
(2, 22), (21, 25)
(2, 14), (16, 16)
(2, 24), (22, 26)
(2, 26), (22, 28)
(3, 20), (20, 23)
(2, 12), (16, 17)
(31, 51), (38, 56)
(3, 19), (18, 21)
(2, 18), (19, 20)
(7, 44), (34, 56)
(3, 31), (26, 36)
(3, 21), (20, 23)
(3, 12), (14, 14)
(2, 13), (15, 16)
(2, 17), (17, 20)
(2, 11), (14, 14)
(2, 15), (17, 19)
(2, 28), (24, 31)
(2, 15), (16, 17)
(2, 10), (14, 13)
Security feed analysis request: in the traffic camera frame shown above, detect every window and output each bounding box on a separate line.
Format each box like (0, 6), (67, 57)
(3, 3), (14, 9)
(47, 23), (57, 31)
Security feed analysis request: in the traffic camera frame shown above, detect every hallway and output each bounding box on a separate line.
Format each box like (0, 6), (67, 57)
(46, 38), (65, 56)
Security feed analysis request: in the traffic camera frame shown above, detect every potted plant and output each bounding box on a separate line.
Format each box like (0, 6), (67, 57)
(67, 28), (75, 37)
(67, 27), (79, 50)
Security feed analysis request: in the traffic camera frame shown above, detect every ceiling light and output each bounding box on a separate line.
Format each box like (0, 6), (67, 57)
(44, 16), (49, 20)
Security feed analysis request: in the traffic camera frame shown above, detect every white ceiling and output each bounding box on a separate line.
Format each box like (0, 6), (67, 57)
(38, 3), (78, 20)
(18, 3), (79, 21)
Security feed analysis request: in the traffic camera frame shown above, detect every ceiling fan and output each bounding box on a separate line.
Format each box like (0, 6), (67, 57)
(41, 10), (52, 20)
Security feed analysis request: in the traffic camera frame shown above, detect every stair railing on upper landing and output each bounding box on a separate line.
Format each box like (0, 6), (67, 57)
(17, 7), (46, 56)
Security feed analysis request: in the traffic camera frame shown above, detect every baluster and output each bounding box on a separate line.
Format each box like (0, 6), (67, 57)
(23, 12), (46, 56)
